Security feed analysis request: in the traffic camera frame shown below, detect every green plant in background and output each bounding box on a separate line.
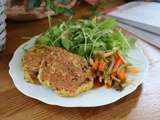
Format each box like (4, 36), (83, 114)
(27, 0), (72, 9)
(26, 0), (108, 16)
(26, 0), (74, 16)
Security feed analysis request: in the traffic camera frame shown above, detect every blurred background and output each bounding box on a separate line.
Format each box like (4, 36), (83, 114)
(0, 0), (159, 52)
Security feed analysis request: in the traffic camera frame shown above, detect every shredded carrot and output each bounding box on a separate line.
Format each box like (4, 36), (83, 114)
(94, 79), (104, 87)
(98, 60), (105, 71)
(114, 59), (122, 69)
(118, 50), (126, 63)
(92, 58), (99, 70)
(105, 83), (112, 88)
(118, 68), (126, 80)
(105, 78), (112, 88)
(114, 54), (119, 61)
(92, 51), (129, 89)
(111, 52), (125, 77)
(111, 71), (116, 76)
(92, 58), (106, 72)
(112, 57), (122, 75)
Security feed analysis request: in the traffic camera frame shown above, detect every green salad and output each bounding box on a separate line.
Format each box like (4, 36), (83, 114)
(35, 17), (136, 61)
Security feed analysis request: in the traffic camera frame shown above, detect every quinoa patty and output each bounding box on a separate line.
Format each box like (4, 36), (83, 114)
(38, 47), (93, 96)
(21, 45), (52, 83)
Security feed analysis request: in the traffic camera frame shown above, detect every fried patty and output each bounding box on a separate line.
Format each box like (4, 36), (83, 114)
(38, 47), (93, 96)
(21, 45), (52, 83)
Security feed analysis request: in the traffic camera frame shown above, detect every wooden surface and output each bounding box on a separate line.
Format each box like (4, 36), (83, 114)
(1, 1), (160, 120)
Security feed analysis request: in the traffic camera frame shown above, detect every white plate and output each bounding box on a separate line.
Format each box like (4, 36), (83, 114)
(9, 36), (148, 107)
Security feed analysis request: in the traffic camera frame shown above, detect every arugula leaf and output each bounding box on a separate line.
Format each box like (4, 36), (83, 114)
(98, 17), (117, 29)
(61, 39), (71, 50)
(35, 36), (51, 45)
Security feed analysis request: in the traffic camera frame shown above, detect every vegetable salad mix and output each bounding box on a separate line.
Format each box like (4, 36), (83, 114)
(35, 17), (140, 91)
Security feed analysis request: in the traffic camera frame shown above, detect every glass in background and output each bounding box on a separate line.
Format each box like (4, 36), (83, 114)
(0, 0), (6, 52)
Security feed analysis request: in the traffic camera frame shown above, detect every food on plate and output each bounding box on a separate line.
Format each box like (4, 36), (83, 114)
(21, 17), (140, 97)
(127, 66), (141, 74)
(38, 47), (93, 96)
(91, 50), (133, 91)
(21, 45), (52, 83)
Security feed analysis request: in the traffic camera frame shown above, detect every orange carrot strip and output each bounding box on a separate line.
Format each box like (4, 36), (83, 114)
(105, 83), (112, 88)
(111, 71), (116, 76)
(92, 58), (99, 70)
(114, 54), (119, 61)
(118, 50), (126, 64)
(112, 58), (123, 74)
(111, 54), (124, 77)
(114, 59), (122, 68)
(118, 68), (126, 80)
(98, 61), (105, 71)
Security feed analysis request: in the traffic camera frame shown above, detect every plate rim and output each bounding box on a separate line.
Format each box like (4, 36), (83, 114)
(9, 36), (149, 107)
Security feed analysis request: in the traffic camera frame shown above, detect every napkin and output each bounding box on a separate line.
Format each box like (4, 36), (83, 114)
(108, 1), (160, 36)
(106, 1), (160, 48)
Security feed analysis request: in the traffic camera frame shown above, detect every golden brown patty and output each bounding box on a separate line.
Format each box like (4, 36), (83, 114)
(21, 45), (52, 83)
(38, 47), (93, 96)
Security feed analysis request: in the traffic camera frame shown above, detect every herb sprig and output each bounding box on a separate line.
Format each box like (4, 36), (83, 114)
(35, 17), (136, 61)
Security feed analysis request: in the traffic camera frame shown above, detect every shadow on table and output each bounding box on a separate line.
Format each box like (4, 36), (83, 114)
(41, 85), (143, 120)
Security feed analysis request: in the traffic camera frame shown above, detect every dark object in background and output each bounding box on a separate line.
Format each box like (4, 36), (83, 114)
(0, 0), (6, 52)
(126, 0), (160, 2)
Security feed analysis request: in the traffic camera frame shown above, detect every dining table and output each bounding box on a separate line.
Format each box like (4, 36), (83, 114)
(0, 0), (160, 120)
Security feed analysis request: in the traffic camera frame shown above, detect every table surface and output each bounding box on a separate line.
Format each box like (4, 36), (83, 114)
(1, 1), (160, 120)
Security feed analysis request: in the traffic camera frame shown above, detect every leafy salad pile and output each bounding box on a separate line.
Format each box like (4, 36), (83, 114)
(35, 17), (135, 61)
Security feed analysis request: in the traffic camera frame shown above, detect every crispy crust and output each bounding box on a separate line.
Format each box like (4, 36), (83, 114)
(22, 45), (93, 96)
(56, 80), (93, 96)
(38, 47), (93, 96)
(21, 45), (52, 83)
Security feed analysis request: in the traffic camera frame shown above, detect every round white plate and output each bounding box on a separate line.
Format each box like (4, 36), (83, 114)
(9, 36), (148, 107)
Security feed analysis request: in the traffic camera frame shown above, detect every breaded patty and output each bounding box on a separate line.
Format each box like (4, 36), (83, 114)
(21, 45), (52, 83)
(38, 47), (93, 96)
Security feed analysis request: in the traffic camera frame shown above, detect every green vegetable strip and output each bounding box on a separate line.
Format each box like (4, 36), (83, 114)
(111, 76), (121, 83)
(82, 29), (87, 52)
(118, 30), (131, 48)
(48, 15), (52, 28)
(108, 56), (115, 74)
